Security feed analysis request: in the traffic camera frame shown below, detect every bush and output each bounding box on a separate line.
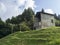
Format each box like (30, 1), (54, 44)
(19, 22), (30, 31)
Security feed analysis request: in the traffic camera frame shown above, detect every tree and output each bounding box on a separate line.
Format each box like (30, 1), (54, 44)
(10, 16), (17, 24)
(0, 18), (5, 29)
(6, 18), (11, 23)
(58, 14), (60, 20)
(22, 8), (34, 21)
(0, 18), (11, 38)
(22, 8), (35, 30)
(0, 8), (35, 38)
(16, 15), (22, 24)
(19, 22), (30, 31)
(54, 13), (58, 20)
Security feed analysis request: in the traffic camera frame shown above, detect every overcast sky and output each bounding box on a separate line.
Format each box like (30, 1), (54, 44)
(0, 0), (60, 20)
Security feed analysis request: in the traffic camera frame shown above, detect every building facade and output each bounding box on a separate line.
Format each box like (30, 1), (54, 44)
(34, 12), (55, 29)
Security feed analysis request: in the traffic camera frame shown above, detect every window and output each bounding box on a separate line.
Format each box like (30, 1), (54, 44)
(51, 19), (53, 23)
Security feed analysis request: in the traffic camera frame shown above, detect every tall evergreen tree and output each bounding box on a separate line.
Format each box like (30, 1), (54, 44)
(6, 18), (11, 24)
(22, 8), (35, 30)
(22, 8), (34, 21)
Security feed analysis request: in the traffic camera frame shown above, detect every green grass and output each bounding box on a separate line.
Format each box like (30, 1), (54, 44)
(0, 27), (60, 45)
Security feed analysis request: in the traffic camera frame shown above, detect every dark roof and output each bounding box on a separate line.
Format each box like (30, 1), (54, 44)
(37, 12), (54, 16)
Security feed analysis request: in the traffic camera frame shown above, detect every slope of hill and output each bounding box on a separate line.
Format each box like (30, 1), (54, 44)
(0, 27), (60, 45)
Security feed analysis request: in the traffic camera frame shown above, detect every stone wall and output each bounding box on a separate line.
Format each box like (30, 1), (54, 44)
(41, 13), (55, 28)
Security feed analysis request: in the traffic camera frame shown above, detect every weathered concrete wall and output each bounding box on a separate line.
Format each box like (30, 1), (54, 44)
(41, 13), (55, 28)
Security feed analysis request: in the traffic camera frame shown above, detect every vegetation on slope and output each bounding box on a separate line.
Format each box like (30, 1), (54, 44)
(0, 8), (34, 38)
(0, 27), (60, 45)
(0, 8), (60, 39)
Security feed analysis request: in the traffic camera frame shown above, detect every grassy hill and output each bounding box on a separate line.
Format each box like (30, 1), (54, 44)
(0, 27), (60, 45)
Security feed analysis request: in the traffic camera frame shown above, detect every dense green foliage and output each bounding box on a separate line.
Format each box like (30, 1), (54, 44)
(54, 14), (60, 26)
(0, 18), (11, 38)
(0, 8), (35, 38)
(0, 27), (60, 45)
(55, 19), (60, 26)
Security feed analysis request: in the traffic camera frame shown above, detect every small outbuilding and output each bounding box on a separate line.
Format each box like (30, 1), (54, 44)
(34, 11), (55, 30)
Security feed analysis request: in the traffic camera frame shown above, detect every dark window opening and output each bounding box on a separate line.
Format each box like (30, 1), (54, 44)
(51, 19), (53, 23)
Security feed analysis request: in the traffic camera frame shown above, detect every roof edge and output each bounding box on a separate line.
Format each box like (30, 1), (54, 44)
(37, 12), (55, 16)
